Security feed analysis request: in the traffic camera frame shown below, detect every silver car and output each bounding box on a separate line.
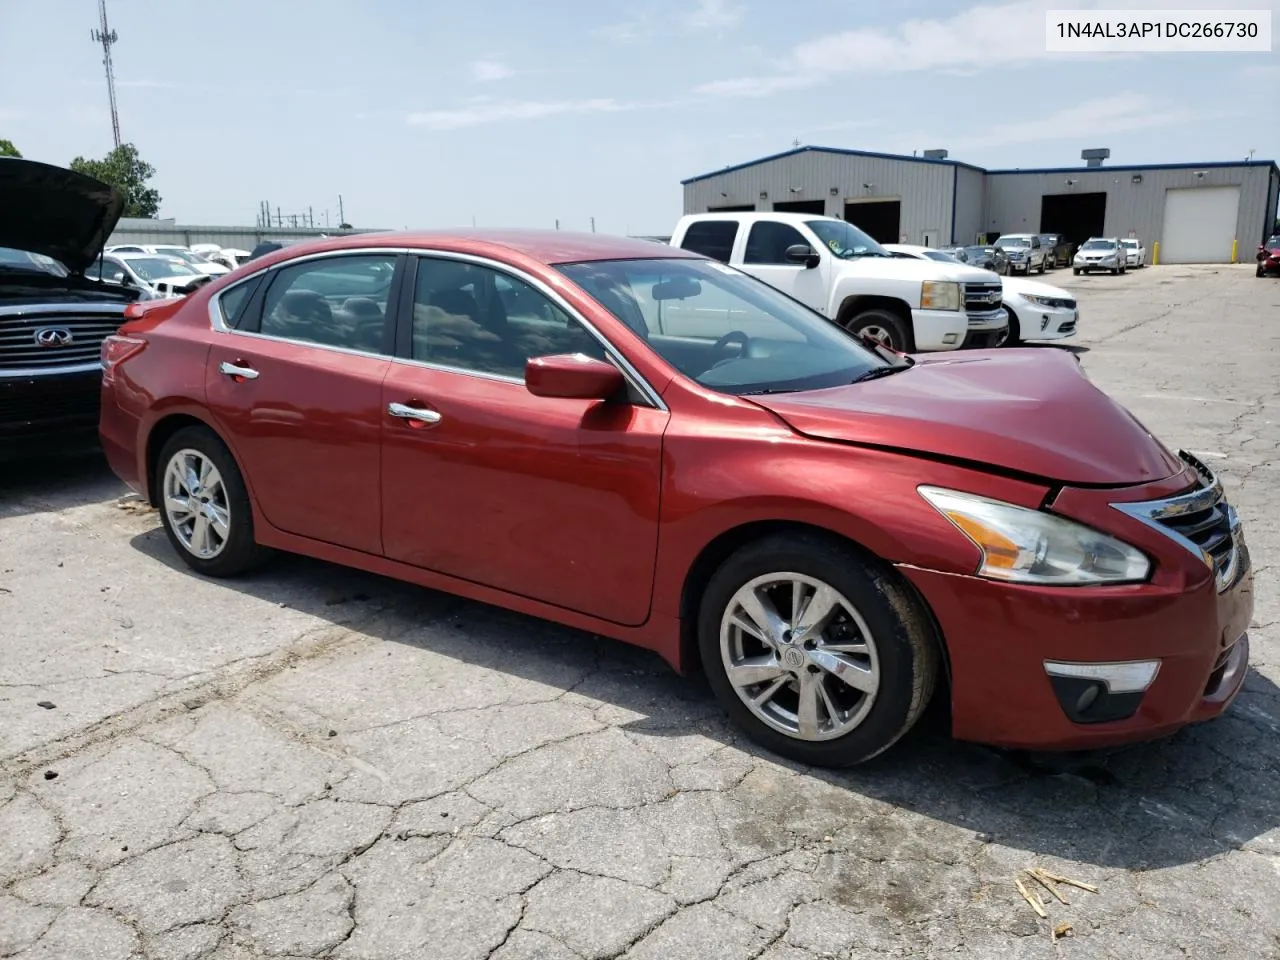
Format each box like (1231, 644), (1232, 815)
(1073, 237), (1127, 275)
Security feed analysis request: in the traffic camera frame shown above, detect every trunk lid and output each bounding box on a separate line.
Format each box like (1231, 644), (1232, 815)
(749, 349), (1183, 486)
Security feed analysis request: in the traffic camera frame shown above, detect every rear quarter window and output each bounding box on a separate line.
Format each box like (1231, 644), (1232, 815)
(218, 276), (263, 329)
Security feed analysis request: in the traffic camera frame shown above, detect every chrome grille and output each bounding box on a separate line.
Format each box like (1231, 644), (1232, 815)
(962, 281), (1002, 314)
(0, 306), (124, 372)
(1111, 451), (1243, 593)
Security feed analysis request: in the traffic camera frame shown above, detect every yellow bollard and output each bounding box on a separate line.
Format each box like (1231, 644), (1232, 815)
(1231, 238), (1238, 263)
(1152, 241), (1159, 266)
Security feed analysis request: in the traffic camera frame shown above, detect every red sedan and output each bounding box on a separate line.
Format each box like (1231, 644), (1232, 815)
(99, 231), (1253, 766)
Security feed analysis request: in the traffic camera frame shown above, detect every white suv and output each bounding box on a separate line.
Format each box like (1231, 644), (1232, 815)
(1073, 238), (1127, 275)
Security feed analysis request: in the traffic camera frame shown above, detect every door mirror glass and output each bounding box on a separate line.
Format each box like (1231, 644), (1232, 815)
(525, 353), (625, 401)
(784, 243), (820, 268)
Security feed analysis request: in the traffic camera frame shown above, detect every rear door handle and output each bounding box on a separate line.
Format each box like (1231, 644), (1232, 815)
(388, 401), (442, 425)
(219, 361), (259, 381)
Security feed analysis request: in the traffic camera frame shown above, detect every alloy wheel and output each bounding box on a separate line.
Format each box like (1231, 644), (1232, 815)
(720, 573), (880, 741)
(163, 448), (232, 559)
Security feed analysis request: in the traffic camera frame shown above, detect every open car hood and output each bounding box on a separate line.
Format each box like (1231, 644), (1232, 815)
(749, 349), (1184, 486)
(0, 158), (125, 274)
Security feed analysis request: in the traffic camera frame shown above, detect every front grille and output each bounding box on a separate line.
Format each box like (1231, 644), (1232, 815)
(0, 386), (100, 424)
(1111, 451), (1243, 593)
(0, 309), (124, 372)
(962, 281), (1002, 313)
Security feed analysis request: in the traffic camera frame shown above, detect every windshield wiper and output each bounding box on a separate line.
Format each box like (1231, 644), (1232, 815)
(850, 365), (907, 384)
(737, 387), (799, 396)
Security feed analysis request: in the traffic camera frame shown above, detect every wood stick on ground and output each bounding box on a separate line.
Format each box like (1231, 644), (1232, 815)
(1037, 869), (1100, 894)
(1027, 869), (1070, 905)
(1015, 876), (1048, 918)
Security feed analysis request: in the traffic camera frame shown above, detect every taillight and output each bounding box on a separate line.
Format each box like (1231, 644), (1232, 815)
(101, 335), (146, 381)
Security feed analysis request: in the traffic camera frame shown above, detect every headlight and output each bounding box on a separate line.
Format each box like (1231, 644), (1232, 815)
(920, 280), (961, 312)
(1024, 294), (1060, 308)
(918, 486), (1150, 585)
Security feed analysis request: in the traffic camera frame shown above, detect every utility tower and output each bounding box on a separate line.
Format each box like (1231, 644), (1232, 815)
(90, 0), (122, 149)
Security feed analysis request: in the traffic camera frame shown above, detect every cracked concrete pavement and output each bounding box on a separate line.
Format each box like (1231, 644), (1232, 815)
(2, 263), (1278, 959)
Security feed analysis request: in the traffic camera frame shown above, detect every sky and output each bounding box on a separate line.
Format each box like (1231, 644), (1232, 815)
(1, 0), (1277, 235)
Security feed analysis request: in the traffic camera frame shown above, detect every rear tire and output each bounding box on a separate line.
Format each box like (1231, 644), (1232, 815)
(845, 309), (913, 353)
(697, 533), (940, 767)
(156, 426), (268, 578)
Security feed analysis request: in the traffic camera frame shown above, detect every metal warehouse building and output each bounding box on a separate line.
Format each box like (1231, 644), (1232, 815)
(682, 147), (1280, 264)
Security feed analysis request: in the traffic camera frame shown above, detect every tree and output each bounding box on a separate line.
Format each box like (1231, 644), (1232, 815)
(69, 143), (161, 218)
(0, 139), (20, 158)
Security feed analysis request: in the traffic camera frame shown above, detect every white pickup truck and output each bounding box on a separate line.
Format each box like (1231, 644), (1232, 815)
(669, 212), (1006, 352)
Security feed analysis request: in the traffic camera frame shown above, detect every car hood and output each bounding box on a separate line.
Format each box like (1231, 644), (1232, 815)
(1001, 276), (1071, 299)
(0, 158), (125, 274)
(748, 349), (1183, 485)
(839, 256), (997, 284)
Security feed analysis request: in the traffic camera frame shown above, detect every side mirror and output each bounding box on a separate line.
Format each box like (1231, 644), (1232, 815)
(784, 243), (821, 268)
(526, 353), (625, 401)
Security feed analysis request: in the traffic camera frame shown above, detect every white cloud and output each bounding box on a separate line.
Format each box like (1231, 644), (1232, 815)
(683, 0), (740, 31)
(406, 98), (629, 130)
(947, 92), (1197, 151)
(1238, 63), (1280, 80)
(470, 59), (513, 82)
(695, 0), (1123, 98)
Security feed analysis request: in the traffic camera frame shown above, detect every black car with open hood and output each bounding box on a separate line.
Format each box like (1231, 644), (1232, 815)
(0, 158), (148, 461)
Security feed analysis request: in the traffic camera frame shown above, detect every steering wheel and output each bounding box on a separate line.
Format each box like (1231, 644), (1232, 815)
(712, 330), (750, 356)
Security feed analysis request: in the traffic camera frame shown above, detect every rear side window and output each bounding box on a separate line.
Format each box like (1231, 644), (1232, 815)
(679, 221), (738, 263)
(218, 277), (262, 329)
(258, 254), (397, 352)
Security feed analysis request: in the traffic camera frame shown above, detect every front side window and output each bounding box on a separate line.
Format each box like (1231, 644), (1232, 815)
(743, 222), (808, 265)
(680, 221), (739, 263)
(259, 254), (395, 352)
(412, 258), (605, 379)
(559, 258), (885, 396)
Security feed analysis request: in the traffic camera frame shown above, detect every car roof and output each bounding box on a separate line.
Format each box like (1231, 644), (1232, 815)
(998, 233), (1036, 239)
(679, 212), (841, 227)
(246, 229), (705, 267)
(113, 251), (183, 261)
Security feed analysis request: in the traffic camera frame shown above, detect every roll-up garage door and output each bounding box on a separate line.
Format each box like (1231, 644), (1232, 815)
(1160, 186), (1240, 263)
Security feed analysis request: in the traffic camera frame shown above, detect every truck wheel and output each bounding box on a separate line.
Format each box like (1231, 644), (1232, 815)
(1000, 307), (1021, 346)
(698, 532), (940, 767)
(1073, 268), (1082, 275)
(846, 309), (912, 352)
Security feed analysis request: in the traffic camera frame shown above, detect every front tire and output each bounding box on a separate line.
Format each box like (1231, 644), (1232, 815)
(697, 533), (940, 767)
(1000, 306), (1022, 346)
(156, 426), (267, 578)
(846, 309), (912, 353)
(1073, 268), (1082, 276)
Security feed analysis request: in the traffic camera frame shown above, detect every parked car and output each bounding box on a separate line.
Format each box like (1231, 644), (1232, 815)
(1073, 238), (1127, 275)
(1254, 234), (1280, 277)
(247, 239), (309, 261)
(884, 245), (1078, 347)
(1120, 238), (1146, 268)
(191, 244), (253, 271)
(946, 245), (1008, 274)
(100, 230), (1253, 766)
(107, 243), (230, 277)
(0, 157), (147, 460)
(994, 234), (1047, 274)
(1036, 234), (1072, 269)
(672, 213), (1007, 351)
(88, 252), (213, 298)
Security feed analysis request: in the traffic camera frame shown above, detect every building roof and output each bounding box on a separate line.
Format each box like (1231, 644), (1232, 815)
(682, 146), (1278, 185)
(681, 145), (987, 184)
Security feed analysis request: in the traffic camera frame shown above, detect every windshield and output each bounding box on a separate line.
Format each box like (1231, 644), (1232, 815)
(156, 247), (209, 265)
(127, 257), (200, 281)
(558, 258), (887, 396)
(995, 237), (1030, 248)
(0, 247), (68, 277)
(964, 246), (991, 259)
(804, 220), (888, 259)
(924, 251), (960, 263)
(1120, 239), (1139, 248)
(1081, 239), (1115, 251)
(1267, 236), (1280, 247)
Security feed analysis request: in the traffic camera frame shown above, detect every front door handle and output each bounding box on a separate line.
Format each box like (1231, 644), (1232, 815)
(388, 401), (442, 425)
(219, 361), (259, 381)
